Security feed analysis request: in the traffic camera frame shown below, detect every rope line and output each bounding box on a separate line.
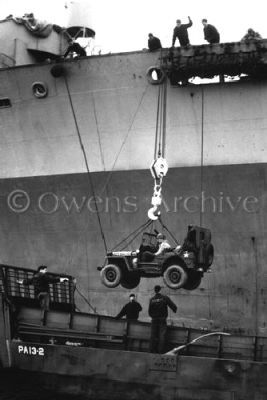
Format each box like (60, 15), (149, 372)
(64, 76), (108, 253)
(99, 84), (150, 196)
(154, 84), (161, 159)
(92, 94), (106, 171)
(158, 216), (180, 246)
(75, 285), (98, 314)
(120, 220), (153, 251)
(162, 79), (167, 158)
(111, 219), (152, 251)
(200, 87), (204, 228)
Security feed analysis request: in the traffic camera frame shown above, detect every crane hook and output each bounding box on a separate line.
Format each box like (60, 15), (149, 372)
(148, 205), (161, 220)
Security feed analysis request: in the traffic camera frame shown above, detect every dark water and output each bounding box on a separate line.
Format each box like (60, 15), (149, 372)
(0, 371), (86, 400)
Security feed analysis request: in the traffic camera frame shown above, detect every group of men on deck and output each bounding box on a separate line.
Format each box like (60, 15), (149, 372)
(17, 239), (177, 354)
(115, 285), (177, 354)
(148, 17), (262, 51)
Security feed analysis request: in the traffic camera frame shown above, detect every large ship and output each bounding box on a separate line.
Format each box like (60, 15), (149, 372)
(0, 4), (267, 399)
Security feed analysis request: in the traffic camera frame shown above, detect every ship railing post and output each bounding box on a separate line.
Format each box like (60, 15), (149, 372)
(218, 334), (223, 358)
(123, 320), (130, 350)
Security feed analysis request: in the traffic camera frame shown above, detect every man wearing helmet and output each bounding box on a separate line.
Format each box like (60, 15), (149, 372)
(154, 233), (171, 256)
(141, 233), (171, 262)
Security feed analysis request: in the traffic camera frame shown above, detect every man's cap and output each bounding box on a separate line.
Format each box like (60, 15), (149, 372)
(129, 293), (135, 298)
(157, 233), (166, 240)
(202, 18), (207, 23)
(154, 285), (161, 293)
(37, 265), (48, 271)
(176, 19), (181, 23)
(148, 33), (153, 37)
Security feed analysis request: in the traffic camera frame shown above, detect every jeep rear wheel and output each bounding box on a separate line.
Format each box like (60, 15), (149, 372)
(163, 264), (188, 289)
(183, 271), (202, 290)
(120, 272), (141, 289)
(101, 264), (121, 288)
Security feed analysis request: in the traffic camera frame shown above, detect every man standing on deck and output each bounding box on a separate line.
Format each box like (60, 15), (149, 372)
(241, 28), (262, 42)
(172, 17), (193, 48)
(64, 39), (87, 58)
(149, 285), (177, 353)
(115, 293), (142, 321)
(202, 19), (220, 44)
(148, 33), (162, 51)
(17, 265), (68, 312)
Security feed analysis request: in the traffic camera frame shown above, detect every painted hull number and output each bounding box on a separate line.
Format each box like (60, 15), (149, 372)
(18, 345), (44, 356)
(150, 355), (177, 371)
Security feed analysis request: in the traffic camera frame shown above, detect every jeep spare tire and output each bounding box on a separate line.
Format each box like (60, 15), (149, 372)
(163, 264), (188, 289)
(101, 264), (121, 288)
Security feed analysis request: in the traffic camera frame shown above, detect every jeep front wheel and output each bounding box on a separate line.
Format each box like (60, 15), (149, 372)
(163, 265), (188, 289)
(101, 264), (121, 288)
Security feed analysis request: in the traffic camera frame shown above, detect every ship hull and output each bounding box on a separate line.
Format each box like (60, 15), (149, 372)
(5, 341), (267, 400)
(1, 161), (267, 335)
(0, 50), (267, 335)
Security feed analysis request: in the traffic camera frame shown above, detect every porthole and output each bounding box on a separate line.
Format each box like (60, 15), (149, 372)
(146, 66), (166, 85)
(32, 82), (48, 98)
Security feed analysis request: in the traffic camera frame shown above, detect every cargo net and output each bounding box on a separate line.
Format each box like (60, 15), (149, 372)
(0, 264), (75, 311)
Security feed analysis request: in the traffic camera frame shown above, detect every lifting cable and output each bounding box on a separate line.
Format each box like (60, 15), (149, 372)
(154, 76), (167, 159)
(148, 69), (168, 221)
(200, 86), (205, 228)
(111, 219), (153, 251)
(119, 220), (153, 251)
(158, 216), (180, 246)
(64, 76), (107, 253)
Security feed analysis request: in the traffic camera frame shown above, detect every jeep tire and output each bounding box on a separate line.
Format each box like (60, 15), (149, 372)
(101, 264), (121, 288)
(163, 264), (188, 289)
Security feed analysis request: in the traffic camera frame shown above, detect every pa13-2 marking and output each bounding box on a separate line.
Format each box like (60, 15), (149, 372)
(18, 345), (44, 356)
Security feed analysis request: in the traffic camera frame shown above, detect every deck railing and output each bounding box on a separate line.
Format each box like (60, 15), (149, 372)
(0, 264), (75, 311)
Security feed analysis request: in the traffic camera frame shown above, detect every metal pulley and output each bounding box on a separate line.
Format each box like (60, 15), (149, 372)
(150, 157), (168, 180)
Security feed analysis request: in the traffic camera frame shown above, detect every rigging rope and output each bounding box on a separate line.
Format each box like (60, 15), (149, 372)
(99, 84), (150, 197)
(75, 285), (98, 314)
(158, 216), (180, 246)
(148, 73), (168, 220)
(200, 87), (205, 228)
(92, 94), (106, 171)
(64, 76), (108, 253)
(119, 220), (153, 251)
(111, 219), (153, 251)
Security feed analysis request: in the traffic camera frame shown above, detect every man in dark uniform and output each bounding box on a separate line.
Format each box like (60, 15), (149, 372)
(148, 285), (177, 353)
(172, 16), (193, 47)
(64, 39), (87, 58)
(148, 33), (162, 51)
(17, 265), (68, 311)
(202, 19), (220, 44)
(241, 28), (262, 42)
(115, 294), (142, 320)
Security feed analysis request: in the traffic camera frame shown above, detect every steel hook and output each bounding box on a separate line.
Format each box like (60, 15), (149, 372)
(148, 205), (161, 220)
